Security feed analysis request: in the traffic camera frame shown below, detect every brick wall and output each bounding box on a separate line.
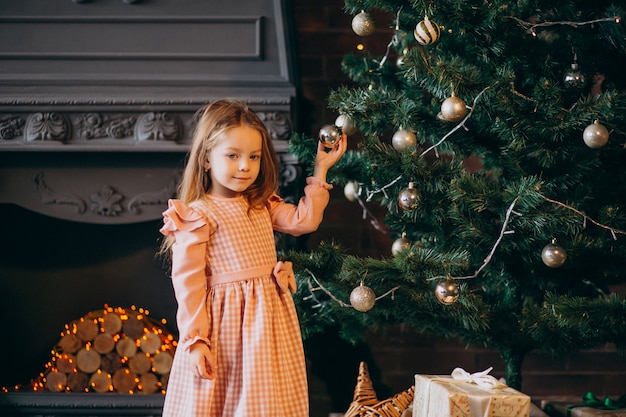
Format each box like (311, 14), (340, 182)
(292, 1), (626, 416)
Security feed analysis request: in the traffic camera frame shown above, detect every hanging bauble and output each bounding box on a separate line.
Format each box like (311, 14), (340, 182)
(344, 181), (360, 202)
(563, 62), (587, 91)
(350, 282), (376, 312)
(352, 11), (375, 36)
(391, 128), (417, 151)
(398, 182), (420, 212)
(440, 93), (467, 122)
(414, 16), (440, 45)
(335, 114), (358, 136)
(582, 120), (609, 148)
(541, 238), (567, 268)
(391, 235), (411, 257)
(435, 280), (460, 305)
(318, 124), (342, 148)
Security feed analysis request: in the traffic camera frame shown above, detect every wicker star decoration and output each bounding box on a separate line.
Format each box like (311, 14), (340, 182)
(344, 361), (415, 417)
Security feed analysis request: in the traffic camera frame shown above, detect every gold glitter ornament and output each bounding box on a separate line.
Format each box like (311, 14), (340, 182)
(350, 282), (376, 312)
(398, 182), (421, 212)
(541, 238), (567, 268)
(582, 120), (609, 148)
(392, 128), (417, 151)
(440, 93), (467, 122)
(352, 11), (376, 37)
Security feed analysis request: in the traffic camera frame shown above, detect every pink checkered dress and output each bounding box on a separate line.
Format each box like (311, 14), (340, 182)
(160, 178), (331, 417)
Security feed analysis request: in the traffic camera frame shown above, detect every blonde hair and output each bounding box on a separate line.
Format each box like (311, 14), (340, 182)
(160, 99), (279, 256)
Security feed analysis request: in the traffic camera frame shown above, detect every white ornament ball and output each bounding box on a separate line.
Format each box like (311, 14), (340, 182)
(435, 280), (460, 305)
(335, 114), (358, 136)
(344, 181), (360, 202)
(392, 128), (417, 151)
(318, 124), (342, 148)
(398, 182), (421, 212)
(414, 16), (440, 46)
(582, 120), (609, 148)
(352, 11), (376, 36)
(541, 240), (567, 268)
(350, 283), (376, 312)
(440, 94), (467, 122)
(391, 236), (411, 257)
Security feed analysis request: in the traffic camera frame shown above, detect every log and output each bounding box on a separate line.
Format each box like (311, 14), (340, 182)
(67, 371), (89, 392)
(76, 348), (101, 374)
(138, 373), (159, 394)
(139, 332), (161, 354)
(55, 353), (76, 374)
(100, 351), (123, 374)
(89, 371), (113, 393)
(115, 336), (138, 358)
(101, 312), (123, 334)
(128, 353), (151, 375)
(122, 315), (144, 339)
(112, 368), (137, 393)
(58, 333), (82, 354)
(93, 333), (115, 354)
(76, 318), (99, 342)
(45, 370), (67, 392)
(152, 351), (173, 375)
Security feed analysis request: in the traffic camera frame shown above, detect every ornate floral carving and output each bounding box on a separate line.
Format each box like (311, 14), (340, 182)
(0, 116), (25, 140)
(257, 111), (292, 141)
(89, 185), (124, 216)
(135, 112), (182, 142)
(128, 172), (180, 214)
(32, 172), (87, 213)
(25, 112), (70, 142)
(78, 113), (136, 139)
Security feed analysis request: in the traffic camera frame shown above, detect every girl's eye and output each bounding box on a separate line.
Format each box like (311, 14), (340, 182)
(227, 154), (237, 159)
(250, 155), (260, 160)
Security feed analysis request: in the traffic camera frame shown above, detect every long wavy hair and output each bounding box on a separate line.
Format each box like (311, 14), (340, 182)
(159, 99), (279, 255)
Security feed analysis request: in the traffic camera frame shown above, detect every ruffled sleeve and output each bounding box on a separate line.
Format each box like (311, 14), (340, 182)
(267, 177), (333, 236)
(160, 199), (213, 350)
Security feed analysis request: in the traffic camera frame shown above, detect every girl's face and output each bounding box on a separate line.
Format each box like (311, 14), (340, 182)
(203, 124), (263, 198)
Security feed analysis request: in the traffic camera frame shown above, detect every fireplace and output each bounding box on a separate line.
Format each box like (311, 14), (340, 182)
(0, 0), (299, 414)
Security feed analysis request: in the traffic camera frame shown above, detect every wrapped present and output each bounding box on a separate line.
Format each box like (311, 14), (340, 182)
(413, 367), (531, 417)
(543, 393), (626, 417)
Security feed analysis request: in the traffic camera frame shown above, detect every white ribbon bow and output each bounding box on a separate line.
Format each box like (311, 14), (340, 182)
(450, 367), (504, 389)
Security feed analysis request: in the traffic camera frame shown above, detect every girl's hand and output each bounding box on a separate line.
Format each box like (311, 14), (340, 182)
(189, 342), (217, 379)
(313, 133), (348, 183)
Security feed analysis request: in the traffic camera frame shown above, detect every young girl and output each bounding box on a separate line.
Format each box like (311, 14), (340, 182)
(159, 99), (347, 416)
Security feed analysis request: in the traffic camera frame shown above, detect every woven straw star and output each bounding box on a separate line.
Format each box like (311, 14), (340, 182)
(344, 361), (415, 417)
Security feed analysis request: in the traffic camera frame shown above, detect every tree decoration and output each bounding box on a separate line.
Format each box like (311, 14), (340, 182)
(350, 282), (376, 312)
(435, 278), (460, 305)
(391, 128), (417, 151)
(352, 11), (376, 36)
(563, 54), (587, 91)
(397, 181), (420, 212)
(344, 181), (360, 202)
(335, 114), (358, 136)
(440, 93), (468, 122)
(318, 124), (342, 148)
(414, 15), (440, 45)
(541, 238), (568, 268)
(391, 233), (411, 257)
(582, 119), (610, 148)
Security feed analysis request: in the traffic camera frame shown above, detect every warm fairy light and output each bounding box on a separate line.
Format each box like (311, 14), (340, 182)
(356, 43), (365, 51)
(616, 17), (621, 23)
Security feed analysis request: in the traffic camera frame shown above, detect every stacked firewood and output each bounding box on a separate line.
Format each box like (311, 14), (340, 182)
(33, 305), (177, 394)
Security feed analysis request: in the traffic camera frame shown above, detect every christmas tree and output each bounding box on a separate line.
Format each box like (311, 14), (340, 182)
(285, 0), (626, 391)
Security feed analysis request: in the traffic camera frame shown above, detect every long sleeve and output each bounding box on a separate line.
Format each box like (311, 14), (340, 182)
(268, 176), (333, 236)
(160, 200), (212, 350)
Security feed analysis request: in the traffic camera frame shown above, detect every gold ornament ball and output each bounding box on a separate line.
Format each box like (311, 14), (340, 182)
(318, 124), (342, 148)
(435, 280), (460, 305)
(414, 16), (440, 46)
(350, 284), (376, 312)
(398, 182), (421, 212)
(582, 120), (609, 148)
(344, 181), (360, 202)
(440, 95), (467, 122)
(392, 128), (417, 151)
(351, 11), (376, 36)
(335, 114), (357, 136)
(541, 241), (567, 268)
(391, 237), (411, 257)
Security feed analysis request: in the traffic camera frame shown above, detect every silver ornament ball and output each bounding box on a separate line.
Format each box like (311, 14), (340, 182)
(318, 124), (342, 148)
(351, 11), (376, 36)
(398, 182), (421, 212)
(541, 240), (567, 268)
(440, 95), (467, 122)
(392, 128), (417, 151)
(391, 236), (411, 257)
(350, 283), (376, 312)
(343, 181), (360, 202)
(563, 63), (587, 90)
(435, 280), (460, 305)
(582, 120), (609, 148)
(335, 114), (357, 136)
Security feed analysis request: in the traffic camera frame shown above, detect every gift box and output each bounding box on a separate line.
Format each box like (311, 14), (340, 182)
(543, 394), (626, 417)
(413, 367), (531, 417)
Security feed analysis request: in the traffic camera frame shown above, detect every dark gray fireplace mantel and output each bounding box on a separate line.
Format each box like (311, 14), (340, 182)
(0, 0), (300, 225)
